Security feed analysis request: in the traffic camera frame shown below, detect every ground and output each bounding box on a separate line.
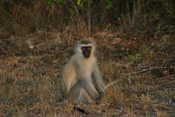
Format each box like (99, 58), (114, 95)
(0, 30), (175, 117)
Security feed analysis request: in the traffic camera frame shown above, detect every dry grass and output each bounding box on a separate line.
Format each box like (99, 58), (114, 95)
(0, 2), (174, 117)
(0, 27), (175, 117)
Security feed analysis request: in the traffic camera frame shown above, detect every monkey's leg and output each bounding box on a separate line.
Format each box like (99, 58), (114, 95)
(68, 82), (91, 103)
(81, 79), (100, 100)
(68, 82), (81, 102)
(79, 88), (94, 104)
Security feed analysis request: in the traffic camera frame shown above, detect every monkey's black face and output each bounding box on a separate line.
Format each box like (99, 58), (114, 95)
(81, 46), (92, 58)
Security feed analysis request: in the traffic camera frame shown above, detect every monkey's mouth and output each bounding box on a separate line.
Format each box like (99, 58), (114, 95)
(81, 47), (91, 58)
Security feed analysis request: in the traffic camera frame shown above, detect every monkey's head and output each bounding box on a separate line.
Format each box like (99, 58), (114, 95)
(75, 39), (96, 58)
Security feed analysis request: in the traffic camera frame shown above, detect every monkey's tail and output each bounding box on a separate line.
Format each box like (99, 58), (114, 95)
(104, 80), (119, 90)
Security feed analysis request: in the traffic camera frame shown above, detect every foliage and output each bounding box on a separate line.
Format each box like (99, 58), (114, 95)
(0, 0), (175, 36)
(46, 0), (65, 5)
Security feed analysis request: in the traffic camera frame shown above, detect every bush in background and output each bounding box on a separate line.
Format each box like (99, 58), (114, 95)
(0, 0), (175, 37)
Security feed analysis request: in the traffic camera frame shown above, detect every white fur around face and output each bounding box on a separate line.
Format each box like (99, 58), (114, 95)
(75, 45), (95, 59)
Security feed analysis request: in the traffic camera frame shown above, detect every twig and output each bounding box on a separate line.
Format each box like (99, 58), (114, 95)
(127, 66), (170, 76)
(69, 0), (80, 16)
(74, 106), (89, 115)
(87, 0), (91, 37)
(105, 66), (170, 90)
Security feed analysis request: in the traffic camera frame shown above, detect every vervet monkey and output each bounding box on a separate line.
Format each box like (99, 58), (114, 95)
(62, 39), (105, 104)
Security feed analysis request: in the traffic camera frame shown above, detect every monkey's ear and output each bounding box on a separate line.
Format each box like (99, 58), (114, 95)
(74, 41), (81, 53)
(76, 40), (81, 45)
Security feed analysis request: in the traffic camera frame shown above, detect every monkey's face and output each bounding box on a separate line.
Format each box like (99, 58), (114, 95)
(81, 46), (92, 58)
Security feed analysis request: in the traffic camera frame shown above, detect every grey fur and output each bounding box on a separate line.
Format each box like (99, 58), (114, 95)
(62, 40), (105, 104)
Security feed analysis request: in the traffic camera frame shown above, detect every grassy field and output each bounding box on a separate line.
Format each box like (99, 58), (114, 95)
(0, 29), (175, 117)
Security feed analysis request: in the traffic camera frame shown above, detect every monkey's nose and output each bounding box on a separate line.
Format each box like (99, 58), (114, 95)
(83, 50), (91, 58)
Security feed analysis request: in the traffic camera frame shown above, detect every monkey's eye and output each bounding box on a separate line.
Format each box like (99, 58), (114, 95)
(81, 47), (91, 51)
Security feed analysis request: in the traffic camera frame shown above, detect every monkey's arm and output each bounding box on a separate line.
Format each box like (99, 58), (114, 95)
(92, 63), (105, 95)
(62, 61), (77, 93)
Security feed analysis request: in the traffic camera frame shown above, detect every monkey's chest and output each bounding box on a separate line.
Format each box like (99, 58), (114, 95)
(78, 61), (94, 77)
